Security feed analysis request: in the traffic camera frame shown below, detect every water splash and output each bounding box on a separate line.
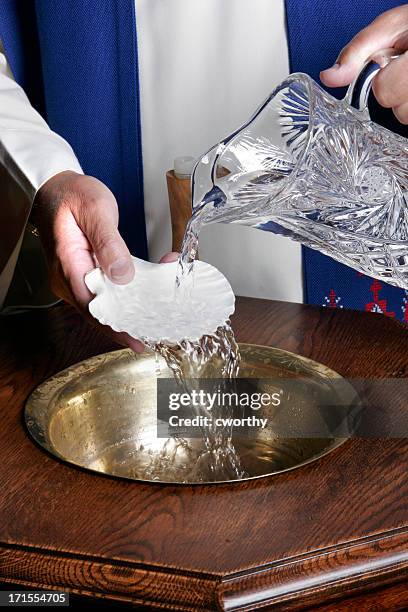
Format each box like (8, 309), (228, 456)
(144, 321), (247, 482)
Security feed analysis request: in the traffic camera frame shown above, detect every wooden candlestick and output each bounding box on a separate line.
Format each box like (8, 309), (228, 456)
(166, 169), (192, 252)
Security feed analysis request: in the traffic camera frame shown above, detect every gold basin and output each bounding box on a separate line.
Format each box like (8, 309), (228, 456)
(25, 344), (354, 484)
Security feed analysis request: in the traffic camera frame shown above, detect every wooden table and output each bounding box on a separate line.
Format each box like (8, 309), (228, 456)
(0, 298), (407, 610)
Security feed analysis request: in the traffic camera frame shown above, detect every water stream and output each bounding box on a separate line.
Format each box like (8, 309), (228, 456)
(138, 204), (248, 483)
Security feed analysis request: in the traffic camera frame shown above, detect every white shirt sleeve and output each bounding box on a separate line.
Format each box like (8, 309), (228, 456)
(0, 41), (83, 202)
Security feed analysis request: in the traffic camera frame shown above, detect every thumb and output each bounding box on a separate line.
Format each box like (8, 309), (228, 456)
(320, 10), (404, 87)
(78, 199), (135, 284)
(159, 251), (179, 263)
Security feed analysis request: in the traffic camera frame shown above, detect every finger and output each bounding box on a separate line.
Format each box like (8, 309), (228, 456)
(61, 261), (145, 353)
(73, 288), (145, 353)
(80, 305), (146, 353)
(75, 197), (134, 284)
(159, 251), (179, 263)
(64, 252), (144, 351)
(59, 245), (96, 309)
(371, 52), (408, 107)
(393, 101), (408, 124)
(63, 252), (145, 351)
(101, 327), (145, 353)
(320, 7), (408, 87)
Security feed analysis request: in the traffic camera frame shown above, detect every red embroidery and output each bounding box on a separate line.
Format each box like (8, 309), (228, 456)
(365, 280), (395, 318)
(323, 289), (343, 309)
(402, 292), (408, 323)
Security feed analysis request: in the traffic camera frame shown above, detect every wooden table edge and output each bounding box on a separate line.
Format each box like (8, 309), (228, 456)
(1, 525), (408, 610)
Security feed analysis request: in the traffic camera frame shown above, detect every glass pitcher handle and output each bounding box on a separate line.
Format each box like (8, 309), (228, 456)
(345, 48), (402, 114)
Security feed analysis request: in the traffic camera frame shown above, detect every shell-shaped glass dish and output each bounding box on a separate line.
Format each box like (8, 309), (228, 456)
(85, 256), (235, 344)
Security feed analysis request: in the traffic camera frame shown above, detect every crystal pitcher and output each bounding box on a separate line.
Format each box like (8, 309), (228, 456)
(191, 51), (408, 289)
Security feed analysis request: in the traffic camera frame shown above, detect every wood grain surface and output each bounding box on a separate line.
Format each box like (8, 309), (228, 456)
(0, 299), (407, 610)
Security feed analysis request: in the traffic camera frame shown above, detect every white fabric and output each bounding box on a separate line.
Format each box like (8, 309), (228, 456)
(136, 0), (303, 302)
(0, 4), (302, 302)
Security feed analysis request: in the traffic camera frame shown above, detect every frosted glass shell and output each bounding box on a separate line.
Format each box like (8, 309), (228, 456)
(85, 256), (235, 344)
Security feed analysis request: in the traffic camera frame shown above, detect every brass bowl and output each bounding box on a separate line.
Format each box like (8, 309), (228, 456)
(25, 344), (354, 484)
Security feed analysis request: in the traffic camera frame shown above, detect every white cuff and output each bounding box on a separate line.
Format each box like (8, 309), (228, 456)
(1, 128), (84, 202)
